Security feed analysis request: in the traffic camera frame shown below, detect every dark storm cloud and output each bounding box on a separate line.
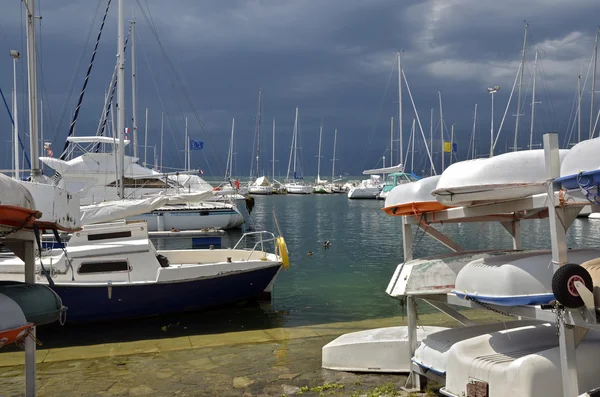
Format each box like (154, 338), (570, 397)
(0, 0), (598, 177)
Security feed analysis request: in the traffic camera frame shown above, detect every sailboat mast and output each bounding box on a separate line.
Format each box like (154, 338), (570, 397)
(317, 121), (323, 183)
(144, 107), (148, 166)
(185, 117), (190, 171)
(450, 123), (455, 166)
(390, 117), (394, 166)
(160, 112), (164, 172)
(578, 75), (582, 144)
(529, 50), (538, 150)
(438, 91), (444, 171)
(429, 108), (433, 175)
(256, 88), (262, 178)
(226, 118), (234, 179)
(513, 22), (528, 152)
(130, 19), (138, 158)
(25, 0), (41, 180)
(411, 118), (415, 172)
(590, 27), (599, 139)
(117, 0), (125, 197)
(293, 106), (299, 175)
(272, 118), (275, 181)
(11, 52), (20, 180)
(397, 52), (403, 171)
(332, 128), (337, 183)
(471, 104), (478, 159)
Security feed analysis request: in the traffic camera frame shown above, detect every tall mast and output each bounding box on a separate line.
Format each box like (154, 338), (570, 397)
(226, 118), (234, 179)
(332, 128), (337, 183)
(529, 50), (538, 150)
(272, 118), (275, 181)
(429, 108), (433, 175)
(130, 19), (138, 158)
(256, 88), (262, 178)
(317, 120), (323, 182)
(10, 50), (20, 179)
(143, 107), (148, 166)
(185, 117), (189, 171)
(578, 75), (582, 144)
(117, 0), (125, 197)
(24, 0), (41, 180)
(590, 27), (599, 139)
(438, 91), (444, 171)
(293, 106), (299, 175)
(513, 21), (528, 152)
(471, 104), (478, 159)
(410, 118), (415, 172)
(160, 112), (164, 172)
(450, 123), (455, 166)
(397, 52), (403, 171)
(390, 117), (394, 165)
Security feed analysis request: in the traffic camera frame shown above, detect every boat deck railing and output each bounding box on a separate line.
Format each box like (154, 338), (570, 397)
(233, 231), (278, 261)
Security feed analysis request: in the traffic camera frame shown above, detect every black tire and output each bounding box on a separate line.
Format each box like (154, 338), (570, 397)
(552, 263), (593, 308)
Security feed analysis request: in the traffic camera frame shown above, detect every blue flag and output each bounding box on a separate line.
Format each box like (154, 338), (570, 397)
(190, 139), (204, 150)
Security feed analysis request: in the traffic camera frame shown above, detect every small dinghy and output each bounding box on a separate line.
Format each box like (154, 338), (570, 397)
(382, 175), (448, 216)
(386, 249), (518, 297)
(453, 249), (600, 306)
(0, 281), (66, 325)
(322, 326), (448, 373)
(556, 138), (600, 202)
(0, 174), (40, 232)
(432, 149), (568, 206)
(0, 293), (33, 348)
(412, 320), (543, 376)
(441, 323), (600, 397)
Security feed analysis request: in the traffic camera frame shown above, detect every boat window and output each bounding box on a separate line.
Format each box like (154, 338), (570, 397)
(88, 231), (132, 241)
(107, 177), (176, 188)
(78, 261), (130, 274)
(200, 211), (210, 216)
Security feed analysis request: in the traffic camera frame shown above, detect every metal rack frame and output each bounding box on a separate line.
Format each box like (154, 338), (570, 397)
(400, 133), (599, 396)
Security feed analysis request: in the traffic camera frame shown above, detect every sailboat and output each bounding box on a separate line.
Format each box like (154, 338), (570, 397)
(248, 89), (274, 195)
(285, 106), (312, 194)
(313, 121), (330, 194)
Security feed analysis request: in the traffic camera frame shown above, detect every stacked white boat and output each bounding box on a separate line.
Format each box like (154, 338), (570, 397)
(323, 137), (600, 397)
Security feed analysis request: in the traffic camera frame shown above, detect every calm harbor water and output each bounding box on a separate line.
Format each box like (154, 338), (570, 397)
(34, 193), (600, 347)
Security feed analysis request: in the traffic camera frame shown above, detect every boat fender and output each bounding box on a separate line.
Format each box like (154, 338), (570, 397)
(108, 281), (112, 300)
(276, 237), (290, 269)
(156, 254), (170, 268)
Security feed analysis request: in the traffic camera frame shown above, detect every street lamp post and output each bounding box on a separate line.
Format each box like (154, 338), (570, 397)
(10, 50), (21, 179)
(487, 86), (500, 157)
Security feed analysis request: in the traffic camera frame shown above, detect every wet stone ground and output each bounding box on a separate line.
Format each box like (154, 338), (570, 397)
(1, 335), (438, 397)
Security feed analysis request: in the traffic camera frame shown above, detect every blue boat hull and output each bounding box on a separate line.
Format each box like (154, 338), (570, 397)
(53, 265), (281, 323)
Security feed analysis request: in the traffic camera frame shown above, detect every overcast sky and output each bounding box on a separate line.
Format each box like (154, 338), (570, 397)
(1, 0), (599, 178)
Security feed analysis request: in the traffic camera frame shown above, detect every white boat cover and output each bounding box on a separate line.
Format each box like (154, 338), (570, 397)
(67, 136), (130, 146)
(363, 164), (403, 175)
(161, 191), (214, 205)
(443, 323), (600, 397)
(0, 174), (35, 209)
(80, 196), (169, 225)
(433, 149), (568, 205)
(454, 248), (600, 306)
(167, 174), (214, 192)
(253, 176), (271, 186)
(384, 175), (440, 209)
(560, 137), (600, 176)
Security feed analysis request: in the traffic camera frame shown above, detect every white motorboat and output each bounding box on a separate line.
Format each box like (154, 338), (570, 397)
(383, 175), (447, 216)
(432, 149), (568, 206)
(453, 248), (600, 306)
(322, 326), (448, 373)
(0, 220), (287, 323)
(248, 176), (273, 195)
(347, 175), (382, 199)
(285, 182), (313, 194)
(441, 323), (600, 397)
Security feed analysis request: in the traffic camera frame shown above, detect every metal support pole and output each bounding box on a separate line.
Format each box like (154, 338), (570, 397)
(501, 220), (522, 250)
(23, 238), (35, 396)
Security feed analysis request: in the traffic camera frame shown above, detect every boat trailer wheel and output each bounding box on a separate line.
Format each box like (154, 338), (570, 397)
(552, 263), (593, 308)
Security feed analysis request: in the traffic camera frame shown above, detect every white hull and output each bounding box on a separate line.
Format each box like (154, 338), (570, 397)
(347, 186), (380, 199)
(442, 323), (600, 397)
(285, 184), (312, 194)
(128, 203), (244, 231)
(248, 185), (273, 195)
(322, 326), (448, 373)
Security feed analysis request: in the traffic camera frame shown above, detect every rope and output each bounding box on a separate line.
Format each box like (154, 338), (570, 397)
(60, 0), (113, 160)
(0, 87), (31, 169)
(32, 225), (54, 287)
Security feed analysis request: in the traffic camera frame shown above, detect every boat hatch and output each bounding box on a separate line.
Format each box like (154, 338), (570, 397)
(87, 231), (132, 241)
(78, 260), (130, 274)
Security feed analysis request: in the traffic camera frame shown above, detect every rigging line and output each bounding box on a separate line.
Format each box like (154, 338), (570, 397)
(0, 87), (31, 168)
(59, 0), (113, 160)
(562, 85), (579, 148)
(135, 0), (221, 175)
(359, 55), (396, 170)
(50, 0), (103, 145)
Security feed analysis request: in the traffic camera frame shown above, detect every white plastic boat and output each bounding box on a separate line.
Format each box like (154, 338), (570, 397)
(441, 323), (600, 397)
(412, 320), (543, 376)
(322, 326), (448, 373)
(347, 175), (382, 199)
(432, 149), (568, 206)
(285, 182), (312, 194)
(453, 248), (600, 306)
(248, 176), (273, 195)
(383, 175), (448, 216)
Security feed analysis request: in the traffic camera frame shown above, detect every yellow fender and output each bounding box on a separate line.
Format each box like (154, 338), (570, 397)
(276, 236), (290, 269)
